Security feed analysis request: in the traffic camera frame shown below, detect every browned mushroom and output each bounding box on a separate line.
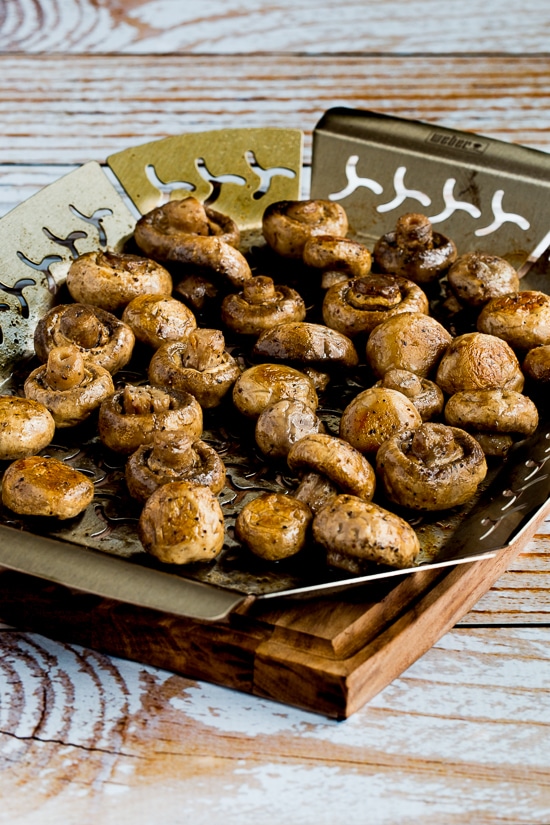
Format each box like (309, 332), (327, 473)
(252, 321), (359, 385)
(312, 494), (420, 571)
(126, 430), (226, 503)
(340, 387), (422, 456)
(376, 422), (488, 511)
(255, 399), (325, 459)
(373, 213), (457, 284)
(232, 363), (318, 419)
(436, 332), (525, 394)
(477, 291), (550, 351)
(262, 199), (348, 259)
(444, 389), (539, 457)
(220, 276), (306, 336)
(365, 312), (452, 378)
(376, 369), (444, 422)
(24, 345), (115, 428)
(121, 293), (197, 349)
(322, 273), (429, 338)
(446, 252), (520, 308)
(66, 250), (173, 313)
(148, 328), (241, 408)
(138, 480), (225, 564)
(0, 396), (55, 460)
(302, 235), (372, 289)
(98, 383), (203, 454)
(235, 492), (312, 561)
(523, 345), (550, 383)
(134, 197), (251, 288)
(287, 432), (376, 514)
(34, 303), (135, 375)
(2, 455), (95, 519)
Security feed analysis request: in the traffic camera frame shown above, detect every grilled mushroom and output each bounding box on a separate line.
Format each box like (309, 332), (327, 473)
(98, 383), (203, 454)
(312, 494), (420, 572)
(220, 276), (306, 336)
(126, 431), (226, 503)
(340, 387), (422, 455)
(122, 293), (197, 349)
(2, 455), (94, 519)
(302, 235), (372, 289)
(66, 250), (173, 313)
(477, 291), (550, 351)
(0, 396), (55, 460)
(376, 369), (444, 422)
(24, 345), (115, 428)
(523, 345), (550, 383)
(255, 398), (325, 459)
(287, 432), (376, 514)
(235, 492), (312, 560)
(34, 303), (135, 374)
(444, 389), (539, 457)
(376, 422), (487, 511)
(138, 480), (224, 565)
(262, 199), (348, 259)
(446, 252), (520, 308)
(373, 212), (457, 284)
(134, 197), (251, 288)
(366, 312), (452, 378)
(232, 363), (318, 420)
(148, 328), (241, 408)
(322, 273), (429, 338)
(436, 332), (525, 394)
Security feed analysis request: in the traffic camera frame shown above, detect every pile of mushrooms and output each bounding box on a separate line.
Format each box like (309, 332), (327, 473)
(3, 192), (546, 582)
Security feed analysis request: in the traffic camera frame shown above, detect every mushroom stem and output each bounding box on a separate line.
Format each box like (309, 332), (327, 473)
(58, 304), (109, 349)
(242, 276), (277, 304)
(182, 328), (226, 370)
(347, 275), (402, 310)
(147, 432), (197, 473)
(410, 425), (464, 467)
(121, 385), (171, 416)
(395, 213), (433, 250)
(45, 346), (86, 391)
(294, 471), (339, 514)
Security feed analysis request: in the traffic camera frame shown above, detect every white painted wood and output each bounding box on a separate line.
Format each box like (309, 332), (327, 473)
(2, 0), (550, 55)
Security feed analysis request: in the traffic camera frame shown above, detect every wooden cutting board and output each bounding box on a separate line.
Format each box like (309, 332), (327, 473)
(1, 502), (547, 719)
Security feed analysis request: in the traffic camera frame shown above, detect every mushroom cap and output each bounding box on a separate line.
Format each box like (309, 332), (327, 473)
(34, 303), (135, 375)
(436, 332), (525, 394)
(0, 396), (55, 460)
(252, 321), (359, 370)
(1, 455), (94, 519)
(287, 433), (376, 501)
(126, 433), (226, 503)
(340, 387), (422, 455)
(98, 383), (203, 454)
(148, 333), (241, 409)
(262, 199), (349, 259)
(235, 492), (312, 560)
(523, 344), (550, 382)
(255, 398), (325, 459)
(138, 480), (225, 565)
(366, 312), (452, 378)
(302, 235), (372, 280)
(376, 369), (445, 422)
(447, 252), (520, 308)
(322, 273), (429, 338)
(477, 291), (550, 351)
(66, 250), (173, 313)
(376, 422), (487, 511)
(373, 213), (457, 284)
(24, 347), (115, 428)
(312, 494), (420, 571)
(134, 198), (251, 288)
(122, 293), (197, 349)
(221, 277), (306, 336)
(444, 389), (539, 436)
(232, 363), (318, 419)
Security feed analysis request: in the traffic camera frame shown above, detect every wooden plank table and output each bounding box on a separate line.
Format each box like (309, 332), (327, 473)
(2, 1), (550, 821)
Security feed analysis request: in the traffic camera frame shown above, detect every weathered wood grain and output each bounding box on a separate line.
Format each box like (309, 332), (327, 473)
(2, 0), (550, 55)
(1, 626), (550, 824)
